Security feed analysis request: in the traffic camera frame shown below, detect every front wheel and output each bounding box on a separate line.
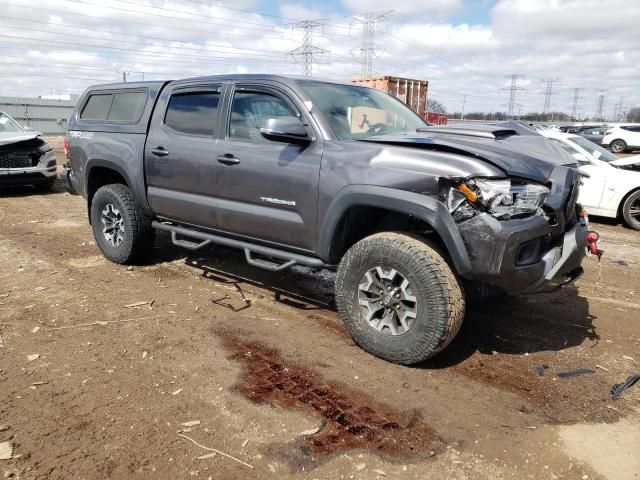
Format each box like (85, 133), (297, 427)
(335, 232), (465, 365)
(90, 184), (155, 264)
(610, 139), (627, 153)
(622, 190), (640, 231)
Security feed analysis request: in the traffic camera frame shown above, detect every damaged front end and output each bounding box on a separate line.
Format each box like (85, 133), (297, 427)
(441, 166), (596, 294)
(0, 132), (57, 188)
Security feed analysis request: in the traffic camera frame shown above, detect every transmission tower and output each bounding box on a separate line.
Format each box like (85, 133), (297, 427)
(350, 11), (392, 78)
(595, 93), (606, 121)
(502, 74), (525, 118)
(287, 20), (328, 76)
(542, 78), (559, 115)
(612, 97), (625, 121)
(570, 88), (582, 120)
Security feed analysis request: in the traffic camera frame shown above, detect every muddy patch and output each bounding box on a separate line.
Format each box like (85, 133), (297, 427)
(219, 330), (445, 468)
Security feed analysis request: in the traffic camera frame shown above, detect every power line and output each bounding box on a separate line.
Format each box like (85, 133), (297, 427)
(287, 20), (329, 76)
(0, 15), (292, 59)
(350, 11), (392, 78)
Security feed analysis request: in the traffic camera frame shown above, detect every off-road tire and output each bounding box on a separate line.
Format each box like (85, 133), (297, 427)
(610, 139), (627, 153)
(622, 190), (640, 231)
(34, 178), (55, 191)
(90, 184), (155, 264)
(335, 232), (465, 365)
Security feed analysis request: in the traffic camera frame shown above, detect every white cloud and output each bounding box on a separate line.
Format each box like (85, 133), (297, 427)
(341, 0), (463, 17)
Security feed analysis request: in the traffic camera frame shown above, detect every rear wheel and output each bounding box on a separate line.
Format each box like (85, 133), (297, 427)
(610, 139), (627, 153)
(335, 232), (465, 365)
(90, 184), (155, 264)
(622, 190), (640, 231)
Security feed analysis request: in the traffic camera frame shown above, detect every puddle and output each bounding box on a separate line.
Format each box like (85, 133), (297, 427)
(219, 330), (445, 466)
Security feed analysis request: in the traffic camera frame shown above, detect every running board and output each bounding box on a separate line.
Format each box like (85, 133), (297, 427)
(152, 221), (326, 272)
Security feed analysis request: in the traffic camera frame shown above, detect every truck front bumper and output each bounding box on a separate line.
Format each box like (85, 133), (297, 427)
(458, 213), (589, 295)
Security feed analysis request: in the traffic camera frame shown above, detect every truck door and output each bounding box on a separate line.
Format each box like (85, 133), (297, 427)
(145, 83), (223, 227)
(212, 84), (322, 252)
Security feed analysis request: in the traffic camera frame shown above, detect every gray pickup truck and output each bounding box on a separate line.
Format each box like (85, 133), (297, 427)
(62, 75), (596, 364)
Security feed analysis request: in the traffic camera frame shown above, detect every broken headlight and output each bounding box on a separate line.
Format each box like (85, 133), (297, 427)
(456, 178), (549, 220)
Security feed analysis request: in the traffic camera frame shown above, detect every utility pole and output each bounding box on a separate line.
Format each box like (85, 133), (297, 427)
(571, 87), (582, 120)
(502, 74), (524, 118)
(595, 93), (606, 121)
(287, 19), (328, 76)
(351, 11), (392, 78)
(461, 94), (468, 120)
(541, 78), (559, 115)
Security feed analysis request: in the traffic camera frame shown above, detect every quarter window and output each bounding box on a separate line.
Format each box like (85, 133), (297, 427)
(229, 90), (299, 141)
(107, 91), (148, 122)
(164, 91), (220, 136)
(81, 93), (113, 120)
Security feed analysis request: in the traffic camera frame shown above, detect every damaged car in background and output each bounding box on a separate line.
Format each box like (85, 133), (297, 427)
(63, 76), (600, 365)
(0, 111), (56, 191)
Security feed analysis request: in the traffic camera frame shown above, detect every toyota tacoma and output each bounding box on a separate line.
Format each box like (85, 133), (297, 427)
(61, 75), (596, 364)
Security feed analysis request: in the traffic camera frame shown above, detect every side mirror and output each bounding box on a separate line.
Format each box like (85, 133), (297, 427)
(260, 116), (310, 145)
(23, 125), (34, 131)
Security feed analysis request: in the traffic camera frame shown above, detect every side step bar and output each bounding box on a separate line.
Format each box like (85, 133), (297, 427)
(152, 221), (327, 272)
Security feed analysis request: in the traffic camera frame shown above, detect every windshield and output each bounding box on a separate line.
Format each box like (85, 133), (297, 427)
(300, 82), (428, 140)
(0, 113), (24, 133)
(568, 136), (619, 162)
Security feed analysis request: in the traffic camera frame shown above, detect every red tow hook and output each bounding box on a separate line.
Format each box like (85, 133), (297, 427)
(587, 230), (601, 256)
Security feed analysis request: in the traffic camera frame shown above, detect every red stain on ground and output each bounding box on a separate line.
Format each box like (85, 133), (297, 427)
(219, 330), (444, 461)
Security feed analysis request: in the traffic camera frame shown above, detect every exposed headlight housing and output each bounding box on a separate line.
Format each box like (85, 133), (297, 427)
(456, 178), (549, 220)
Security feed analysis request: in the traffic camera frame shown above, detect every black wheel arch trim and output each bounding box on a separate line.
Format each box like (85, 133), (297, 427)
(85, 158), (152, 221)
(317, 185), (473, 277)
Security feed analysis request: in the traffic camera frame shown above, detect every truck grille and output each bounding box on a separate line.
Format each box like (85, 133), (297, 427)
(0, 152), (34, 169)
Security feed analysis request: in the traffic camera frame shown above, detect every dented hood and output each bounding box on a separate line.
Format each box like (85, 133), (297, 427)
(361, 131), (576, 183)
(0, 131), (42, 146)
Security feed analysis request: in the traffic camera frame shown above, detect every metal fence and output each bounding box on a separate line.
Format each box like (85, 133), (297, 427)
(0, 96), (77, 135)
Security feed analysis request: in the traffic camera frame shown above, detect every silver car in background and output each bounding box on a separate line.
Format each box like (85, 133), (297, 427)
(0, 112), (56, 191)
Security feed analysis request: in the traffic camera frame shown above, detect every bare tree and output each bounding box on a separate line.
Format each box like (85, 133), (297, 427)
(427, 98), (447, 114)
(627, 107), (640, 123)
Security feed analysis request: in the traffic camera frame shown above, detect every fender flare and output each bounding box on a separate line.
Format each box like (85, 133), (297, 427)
(317, 185), (472, 276)
(85, 158), (135, 199)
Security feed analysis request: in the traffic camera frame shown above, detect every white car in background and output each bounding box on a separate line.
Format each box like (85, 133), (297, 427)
(603, 125), (640, 153)
(542, 130), (640, 230)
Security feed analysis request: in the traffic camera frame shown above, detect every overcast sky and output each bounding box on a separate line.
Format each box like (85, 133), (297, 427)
(0, 0), (638, 117)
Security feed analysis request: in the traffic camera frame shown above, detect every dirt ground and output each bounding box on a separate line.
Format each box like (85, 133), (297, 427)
(0, 138), (638, 480)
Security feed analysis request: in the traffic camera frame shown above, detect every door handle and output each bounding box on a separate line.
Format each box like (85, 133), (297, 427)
(217, 154), (240, 165)
(151, 147), (169, 157)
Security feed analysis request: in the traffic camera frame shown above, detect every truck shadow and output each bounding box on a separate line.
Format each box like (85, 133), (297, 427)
(170, 236), (597, 367)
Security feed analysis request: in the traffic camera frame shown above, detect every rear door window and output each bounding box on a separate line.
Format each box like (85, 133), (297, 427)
(164, 91), (220, 136)
(81, 93), (113, 120)
(107, 91), (147, 122)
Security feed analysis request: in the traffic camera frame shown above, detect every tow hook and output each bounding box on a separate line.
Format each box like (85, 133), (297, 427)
(587, 230), (603, 258)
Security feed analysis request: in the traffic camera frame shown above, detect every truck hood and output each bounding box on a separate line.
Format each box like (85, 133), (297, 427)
(0, 131), (42, 146)
(361, 131), (576, 183)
